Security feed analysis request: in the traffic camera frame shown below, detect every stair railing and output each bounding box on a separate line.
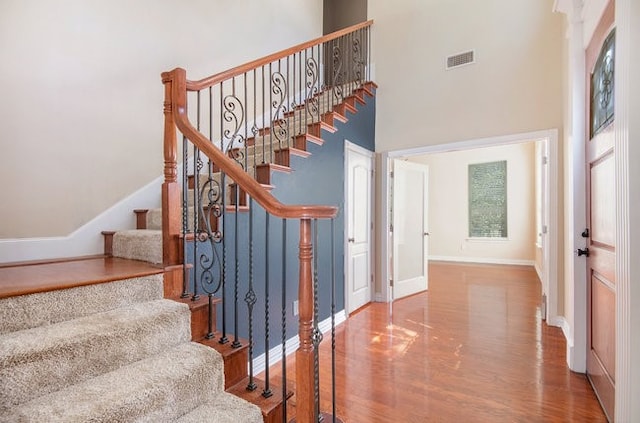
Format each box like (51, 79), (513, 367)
(162, 20), (373, 423)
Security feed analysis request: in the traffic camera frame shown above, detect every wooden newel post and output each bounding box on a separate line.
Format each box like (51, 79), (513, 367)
(161, 69), (186, 269)
(296, 218), (315, 423)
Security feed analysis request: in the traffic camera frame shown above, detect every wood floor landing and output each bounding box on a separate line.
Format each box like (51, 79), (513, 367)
(0, 256), (163, 299)
(271, 262), (607, 422)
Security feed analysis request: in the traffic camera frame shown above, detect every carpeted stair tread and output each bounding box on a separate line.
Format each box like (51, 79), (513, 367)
(0, 299), (191, 413)
(2, 342), (223, 423)
(0, 274), (163, 334)
(112, 229), (162, 264)
(176, 391), (262, 423)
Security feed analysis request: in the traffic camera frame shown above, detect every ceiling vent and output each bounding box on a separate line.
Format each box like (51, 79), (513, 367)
(446, 50), (475, 70)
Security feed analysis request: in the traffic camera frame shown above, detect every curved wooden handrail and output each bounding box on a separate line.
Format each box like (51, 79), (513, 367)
(164, 68), (338, 220)
(185, 20), (373, 91)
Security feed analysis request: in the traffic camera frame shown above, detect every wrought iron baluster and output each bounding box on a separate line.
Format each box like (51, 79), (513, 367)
(246, 197), (257, 391)
(219, 81), (229, 345)
(181, 135), (189, 299)
(192, 145), (201, 302)
(191, 90), (202, 303)
(367, 26), (371, 81)
(281, 218), (288, 423)
(330, 218), (337, 423)
(252, 68), (258, 178)
(263, 212), (273, 398)
(312, 219), (322, 422)
(262, 66), (266, 165)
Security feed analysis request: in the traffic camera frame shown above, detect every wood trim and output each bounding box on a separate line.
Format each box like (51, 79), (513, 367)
(162, 68), (337, 220)
(185, 21), (373, 91)
(296, 218), (314, 422)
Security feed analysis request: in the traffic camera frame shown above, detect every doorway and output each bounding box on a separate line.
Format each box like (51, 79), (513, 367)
(379, 130), (559, 326)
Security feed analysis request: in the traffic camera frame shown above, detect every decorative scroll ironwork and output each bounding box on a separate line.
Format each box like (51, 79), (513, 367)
(305, 57), (320, 118)
(590, 29), (615, 137)
(222, 94), (246, 168)
(271, 71), (289, 148)
(197, 172), (224, 295)
(352, 36), (364, 88)
(331, 44), (344, 104)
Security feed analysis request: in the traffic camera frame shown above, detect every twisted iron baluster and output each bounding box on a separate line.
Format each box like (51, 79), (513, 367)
(330, 218), (337, 423)
(181, 135), (189, 299)
(245, 197), (257, 391)
(312, 219), (323, 422)
(281, 218), (288, 422)
(262, 212), (273, 398)
(219, 81), (229, 345)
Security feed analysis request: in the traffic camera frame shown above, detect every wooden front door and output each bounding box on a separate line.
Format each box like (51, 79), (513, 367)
(585, 2), (616, 420)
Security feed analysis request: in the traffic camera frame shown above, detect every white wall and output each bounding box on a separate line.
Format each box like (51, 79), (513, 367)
(0, 0), (323, 239)
(412, 142), (536, 265)
(368, 0), (565, 152)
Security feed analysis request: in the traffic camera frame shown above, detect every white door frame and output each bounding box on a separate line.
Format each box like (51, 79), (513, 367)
(379, 129), (559, 326)
(344, 140), (375, 314)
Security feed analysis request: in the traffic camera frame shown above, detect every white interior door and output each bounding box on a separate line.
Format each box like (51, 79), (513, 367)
(392, 159), (428, 300)
(345, 142), (374, 313)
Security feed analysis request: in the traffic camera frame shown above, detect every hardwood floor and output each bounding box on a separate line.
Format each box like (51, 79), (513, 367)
(273, 262), (607, 422)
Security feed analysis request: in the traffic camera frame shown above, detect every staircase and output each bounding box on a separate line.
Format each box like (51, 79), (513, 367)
(0, 20), (376, 423)
(0, 259), (262, 422)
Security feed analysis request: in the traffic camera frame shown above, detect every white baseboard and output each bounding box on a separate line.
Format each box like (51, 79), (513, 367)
(534, 262), (543, 280)
(252, 310), (347, 376)
(428, 255), (535, 267)
(0, 175), (163, 263)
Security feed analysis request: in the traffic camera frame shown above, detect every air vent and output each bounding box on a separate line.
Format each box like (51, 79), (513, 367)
(446, 50), (475, 70)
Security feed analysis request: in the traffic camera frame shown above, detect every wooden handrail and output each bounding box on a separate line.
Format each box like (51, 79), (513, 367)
(185, 20), (373, 91)
(162, 68), (338, 220)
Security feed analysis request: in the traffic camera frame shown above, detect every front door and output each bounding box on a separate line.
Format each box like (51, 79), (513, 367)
(585, 2), (616, 420)
(392, 159), (429, 300)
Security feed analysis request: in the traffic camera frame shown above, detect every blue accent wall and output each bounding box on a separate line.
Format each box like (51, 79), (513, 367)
(191, 91), (376, 357)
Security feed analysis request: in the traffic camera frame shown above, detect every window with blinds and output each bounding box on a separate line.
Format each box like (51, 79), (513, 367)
(468, 160), (508, 238)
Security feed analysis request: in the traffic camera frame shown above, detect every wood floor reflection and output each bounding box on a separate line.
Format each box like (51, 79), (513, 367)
(274, 262), (606, 422)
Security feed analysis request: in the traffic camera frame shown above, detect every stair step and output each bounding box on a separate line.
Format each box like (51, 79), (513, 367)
(176, 391), (262, 423)
(0, 270), (163, 334)
(0, 299), (191, 413)
(200, 335), (250, 389)
(112, 229), (162, 264)
(3, 342), (224, 423)
(228, 377), (292, 423)
(173, 295), (221, 342)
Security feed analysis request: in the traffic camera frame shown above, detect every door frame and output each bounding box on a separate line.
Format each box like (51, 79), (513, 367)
(379, 129), (559, 325)
(344, 140), (375, 314)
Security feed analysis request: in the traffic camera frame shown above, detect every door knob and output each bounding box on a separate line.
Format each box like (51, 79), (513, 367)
(348, 238), (355, 243)
(577, 248), (590, 257)
(581, 228), (590, 238)
(424, 232), (430, 236)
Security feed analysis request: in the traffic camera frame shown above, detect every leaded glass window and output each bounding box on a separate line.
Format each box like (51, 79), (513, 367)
(591, 29), (615, 137)
(468, 160), (507, 238)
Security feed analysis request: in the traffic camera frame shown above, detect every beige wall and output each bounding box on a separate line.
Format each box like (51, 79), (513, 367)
(368, 0), (565, 152)
(0, 0), (323, 238)
(412, 142), (536, 263)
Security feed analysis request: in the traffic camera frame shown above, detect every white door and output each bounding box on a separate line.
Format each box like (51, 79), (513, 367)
(392, 159), (428, 300)
(345, 142), (374, 313)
